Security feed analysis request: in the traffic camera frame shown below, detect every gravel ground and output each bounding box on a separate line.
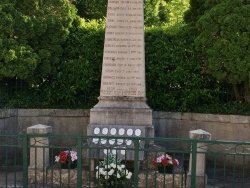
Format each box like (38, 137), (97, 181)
(1, 167), (250, 188)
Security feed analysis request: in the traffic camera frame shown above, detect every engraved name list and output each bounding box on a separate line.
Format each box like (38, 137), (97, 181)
(100, 0), (145, 97)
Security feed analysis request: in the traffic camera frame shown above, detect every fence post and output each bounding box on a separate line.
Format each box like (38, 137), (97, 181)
(27, 124), (52, 185)
(190, 140), (197, 188)
(133, 138), (140, 188)
(22, 134), (28, 188)
(77, 136), (83, 187)
(187, 129), (211, 188)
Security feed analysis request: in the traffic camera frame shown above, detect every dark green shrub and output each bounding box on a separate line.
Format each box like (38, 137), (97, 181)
(145, 25), (218, 111)
(2, 20), (248, 114)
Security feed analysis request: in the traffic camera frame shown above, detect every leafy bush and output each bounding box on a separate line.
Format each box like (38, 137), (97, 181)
(2, 19), (248, 114)
(145, 25), (217, 111)
(40, 19), (105, 108)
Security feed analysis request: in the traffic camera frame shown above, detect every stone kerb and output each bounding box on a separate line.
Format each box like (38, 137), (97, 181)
(187, 129), (211, 188)
(138, 171), (184, 188)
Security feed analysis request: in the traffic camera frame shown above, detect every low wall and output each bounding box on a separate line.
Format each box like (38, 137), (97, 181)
(1, 109), (249, 168)
(0, 109), (18, 133)
(153, 111), (250, 167)
(0, 109), (249, 142)
(153, 111), (250, 142)
(16, 109), (90, 135)
(0, 109), (18, 164)
(0, 109), (90, 163)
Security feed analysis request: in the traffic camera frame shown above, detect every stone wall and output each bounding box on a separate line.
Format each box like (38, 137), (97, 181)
(17, 109), (89, 135)
(153, 111), (250, 167)
(0, 109), (90, 164)
(0, 109), (18, 133)
(0, 109), (18, 164)
(1, 109), (249, 167)
(1, 109), (249, 142)
(153, 111), (250, 142)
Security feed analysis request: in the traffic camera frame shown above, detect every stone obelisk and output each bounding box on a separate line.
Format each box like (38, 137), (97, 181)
(88, 0), (154, 160)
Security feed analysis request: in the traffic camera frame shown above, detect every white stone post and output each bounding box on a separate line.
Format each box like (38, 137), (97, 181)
(27, 124), (52, 183)
(187, 129), (211, 188)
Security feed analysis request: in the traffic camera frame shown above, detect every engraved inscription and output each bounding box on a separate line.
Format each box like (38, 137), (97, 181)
(100, 0), (145, 97)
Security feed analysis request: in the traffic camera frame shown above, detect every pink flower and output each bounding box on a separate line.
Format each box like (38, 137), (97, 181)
(54, 150), (77, 164)
(70, 151), (77, 161)
(173, 159), (179, 166)
(152, 154), (179, 167)
(55, 155), (60, 162)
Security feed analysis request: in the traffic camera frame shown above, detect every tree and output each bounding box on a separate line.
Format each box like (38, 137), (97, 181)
(144, 0), (189, 26)
(72, 0), (107, 20)
(0, 0), (77, 84)
(195, 0), (250, 102)
(165, 0), (189, 24)
(73, 0), (164, 25)
(184, 0), (226, 24)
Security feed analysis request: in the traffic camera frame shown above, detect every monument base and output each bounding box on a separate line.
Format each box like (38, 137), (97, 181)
(88, 124), (152, 160)
(87, 96), (154, 160)
(89, 96), (153, 127)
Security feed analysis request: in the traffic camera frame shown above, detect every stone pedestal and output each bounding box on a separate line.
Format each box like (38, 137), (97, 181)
(27, 124), (52, 169)
(90, 97), (152, 127)
(27, 124), (52, 183)
(88, 97), (153, 160)
(187, 129), (211, 188)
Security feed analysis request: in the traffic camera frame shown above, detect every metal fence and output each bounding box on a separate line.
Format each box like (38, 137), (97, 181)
(0, 79), (28, 108)
(0, 78), (242, 109)
(1, 134), (250, 188)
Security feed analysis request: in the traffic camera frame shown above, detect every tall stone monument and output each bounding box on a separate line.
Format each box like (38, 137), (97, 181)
(88, 0), (153, 160)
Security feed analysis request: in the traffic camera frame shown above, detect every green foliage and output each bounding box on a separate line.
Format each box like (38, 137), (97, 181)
(3, 19), (248, 114)
(144, 0), (162, 25)
(165, 0), (190, 24)
(183, 0), (224, 36)
(0, 1), (39, 80)
(72, 0), (107, 20)
(72, 0), (189, 26)
(38, 19), (105, 108)
(144, 0), (189, 26)
(1, 18), (105, 109)
(145, 25), (220, 111)
(1, 0), (248, 114)
(184, 0), (206, 24)
(195, 102), (250, 115)
(96, 152), (132, 186)
(184, 0), (223, 24)
(194, 0), (250, 101)
(0, 0), (77, 84)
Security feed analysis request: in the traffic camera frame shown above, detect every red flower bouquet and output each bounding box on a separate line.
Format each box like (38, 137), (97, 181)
(152, 154), (179, 173)
(55, 150), (77, 169)
(152, 154), (179, 167)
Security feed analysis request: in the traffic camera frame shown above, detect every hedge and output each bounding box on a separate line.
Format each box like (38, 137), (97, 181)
(1, 22), (249, 115)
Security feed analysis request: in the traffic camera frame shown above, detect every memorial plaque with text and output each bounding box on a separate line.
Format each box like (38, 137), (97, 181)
(100, 0), (145, 97)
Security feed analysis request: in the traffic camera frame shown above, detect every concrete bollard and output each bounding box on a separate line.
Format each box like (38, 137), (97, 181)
(27, 124), (52, 184)
(187, 129), (211, 188)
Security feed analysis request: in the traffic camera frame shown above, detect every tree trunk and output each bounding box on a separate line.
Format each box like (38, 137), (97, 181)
(244, 81), (250, 103)
(232, 83), (241, 101)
